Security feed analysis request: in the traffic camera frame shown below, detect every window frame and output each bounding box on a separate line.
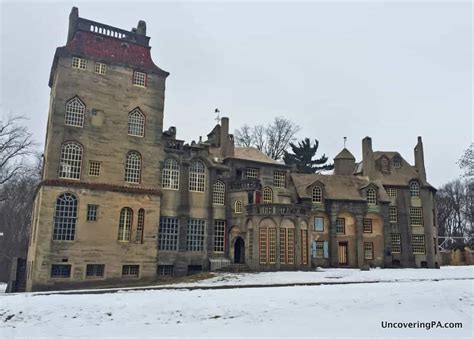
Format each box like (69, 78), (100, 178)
(51, 264), (72, 278)
(52, 193), (78, 241)
(117, 207), (133, 242)
(389, 206), (398, 224)
(312, 186), (323, 203)
(94, 62), (107, 75)
(189, 160), (206, 192)
(364, 242), (374, 260)
(85, 264), (105, 278)
(410, 207), (423, 226)
(186, 218), (206, 252)
(132, 70), (147, 88)
(245, 167), (259, 179)
(162, 158), (180, 190)
(273, 171), (286, 188)
(158, 217), (179, 251)
(213, 219), (225, 253)
(124, 151), (142, 184)
(72, 56), (86, 70)
(88, 160), (101, 177)
(212, 180), (225, 205)
(59, 141), (83, 180)
(336, 218), (345, 235)
(363, 218), (373, 233)
(135, 208), (145, 244)
(314, 216), (324, 232)
(390, 233), (401, 253)
(412, 235), (426, 254)
(65, 97), (85, 127)
(127, 108), (146, 137)
(263, 187), (273, 204)
(366, 188), (377, 205)
(86, 204), (98, 222)
(409, 181), (420, 198)
(234, 200), (243, 214)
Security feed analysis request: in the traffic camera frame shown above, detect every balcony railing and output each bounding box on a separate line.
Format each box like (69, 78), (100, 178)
(165, 139), (185, 151)
(246, 203), (310, 217)
(229, 178), (261, 192)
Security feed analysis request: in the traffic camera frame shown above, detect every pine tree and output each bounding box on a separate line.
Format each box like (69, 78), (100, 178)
(283, 138), (334, 173)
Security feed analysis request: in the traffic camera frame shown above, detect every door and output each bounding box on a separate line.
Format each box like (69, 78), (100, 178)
(338, 242), (348, 265)
(234, 237), (245, 264)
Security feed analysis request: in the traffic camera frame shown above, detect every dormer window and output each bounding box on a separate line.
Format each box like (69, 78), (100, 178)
(312, 186), (322, 203)
(133, 71), (147, 87)
(380, 157), (390, 173)
(393, 157), (401, 168)
(367, 188), (377, 205)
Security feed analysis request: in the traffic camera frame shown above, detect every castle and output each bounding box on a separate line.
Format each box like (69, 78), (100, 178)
(26, 8), (439, 291)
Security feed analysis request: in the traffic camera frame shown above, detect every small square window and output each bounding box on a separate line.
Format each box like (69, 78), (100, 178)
(87, 204), (98, 222)
(133, 71), (147, 87)
(122, 265), (140, 277)
(86, 264), (105, 278)
(72, 57), (86, 70)
(363, 219), (372, 233)
(51, 264), (71, 278)
(314, 217), (324, 232)
(89, 161), (101, 176)
(95, 62), (107, 75)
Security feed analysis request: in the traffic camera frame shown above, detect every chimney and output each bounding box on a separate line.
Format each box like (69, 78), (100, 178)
(220, 117), (234, 158)
(67, 7), (79, 43)
(414, 136), (426, 181)
(362, 137), (375, 178)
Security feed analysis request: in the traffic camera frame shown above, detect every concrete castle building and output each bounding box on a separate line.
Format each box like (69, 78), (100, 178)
(26, 8), (439, 291)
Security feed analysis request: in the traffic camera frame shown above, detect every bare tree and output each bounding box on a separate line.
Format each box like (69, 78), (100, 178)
(234, 117), (300, 160)
(458, 143), (473, 178)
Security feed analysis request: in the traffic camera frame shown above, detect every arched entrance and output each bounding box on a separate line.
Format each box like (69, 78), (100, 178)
(234, 237), (245, 264)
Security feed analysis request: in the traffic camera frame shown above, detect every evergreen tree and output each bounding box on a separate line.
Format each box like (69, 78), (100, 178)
(283, 138), (334, 173)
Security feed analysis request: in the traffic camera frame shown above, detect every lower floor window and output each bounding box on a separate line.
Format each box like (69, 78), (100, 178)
(122, 264), (139, 277)
(86, 264), (105, 278)
(187, 219), (206, 251)
(51, 264), (71, 278)
(364, 242), (374, 260)
(213, 220), (225, 252)
(314, 241), (325, 258)
(301, 229), (308, 265)
(412, 235), (426, 254)
(391, 233), (401, 253)
(158, 265), (174, 276)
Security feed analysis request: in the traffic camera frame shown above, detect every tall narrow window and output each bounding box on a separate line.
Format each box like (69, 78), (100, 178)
(391, 233), (401, 253)
(268, 228), (277, 264)
(301, 229), (308, 265)
(336, 218), (345, 234)
(389, 206), (398, 223)
(412, 235), (425, 254)
(189, 160), (206, 192)
(287, 228), (295, 264)
(158, 217), (179, 251)
(263, 187), (273, 204)
(410, 181), (420, 197)
(53, 193), (78, 241)
(367, 188), (377, 205)
(128, 109), (145, 137)
(259, 228), (267, 264)
(273, 171), (286, 188)
(65, 97), (85, 127)
(132, 71), (147, 87)
(363, 219), (372, 233)
(380, 157), (390, 173)
(118, 208), (133, 242)
(279, 228), (287, 264)
(59, 142), (83, 179)
(364, 242), (374, 260)
(234, 200), (243, 214)
(314, 217), (324, 232)
(162, 158), (179, 190)
(187, 219), (206, 251)
(312, 186), (322, 203)
(393, 157), (401, 168)
(87, 204), (98, 222)
(212, 180), (225, 205)
(135, 208), (145, 243)
(213, 220), (225, 252)
(125, 151), (141, 184)
(248, 229), (253, 260)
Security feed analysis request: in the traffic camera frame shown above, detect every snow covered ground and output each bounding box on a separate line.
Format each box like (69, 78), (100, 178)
(0, 267), (472, 338)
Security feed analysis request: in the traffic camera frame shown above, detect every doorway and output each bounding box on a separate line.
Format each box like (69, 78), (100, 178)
(338, 242), (348, 265)
(234, 237), (245, 264)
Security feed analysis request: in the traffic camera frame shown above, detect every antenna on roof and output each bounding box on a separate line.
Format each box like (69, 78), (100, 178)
(344, 136), (347, 148)
(214, 108), (220, 123)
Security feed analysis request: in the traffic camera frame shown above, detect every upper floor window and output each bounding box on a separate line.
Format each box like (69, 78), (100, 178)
(94, 62), (106, 75)
(234, 200), (243, 214)
(133, 71), (147, 87)
(128, 109), (145, 137)
(393, 157), (401, 168)
(118, 207), (133, 242)
(273, 171), (286, 188)
(125, 151), (141, 184)
(246, 168), (259, 179)
(189, 160), (206, 192)
(263, 187), (273, 204)
(410, 181), (420, 197)
(312, 186), (322, 203)
(53, 193), (78, 241)
(380, 157), (390, 173)
(367, 188), (377, 205)
(88, 161), (101, 177)
(212, 180), (225, 205)
(363, 219), (372, 233)
(386, 187), (397, 198)
(336, 218), (345, 234)
(72, 56), (86, 70)
(65, 97), (85, 127)
(162, 158), (179, 190)
(59, 141), (83, 180)
(87, 204), (98, 222)
(135, 208), (145, 243)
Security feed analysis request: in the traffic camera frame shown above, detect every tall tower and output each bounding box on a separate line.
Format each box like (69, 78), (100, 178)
(26, 7), (168, 291)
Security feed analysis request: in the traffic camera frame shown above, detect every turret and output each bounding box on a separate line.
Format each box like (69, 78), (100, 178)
(334, 148), (355, 175)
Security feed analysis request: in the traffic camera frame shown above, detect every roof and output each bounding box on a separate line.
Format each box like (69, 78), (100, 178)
(229, 147), (282, 165)
(334, 148), (355, 160)
(291, 173), (390, 202)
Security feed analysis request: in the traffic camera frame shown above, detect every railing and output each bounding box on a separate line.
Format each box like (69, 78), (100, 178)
(165, 139), (185, 151)
(246, 203), (310, 216)
(229, 178), (261, 191)
(209, 258), (300, 273)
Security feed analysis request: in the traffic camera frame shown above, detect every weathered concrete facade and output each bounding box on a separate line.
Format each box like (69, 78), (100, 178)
(26, 8), (439, 291)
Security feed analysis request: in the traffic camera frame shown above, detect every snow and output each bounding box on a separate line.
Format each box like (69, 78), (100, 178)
(0, 267), (472, 338)
(0, 283), (6, 293)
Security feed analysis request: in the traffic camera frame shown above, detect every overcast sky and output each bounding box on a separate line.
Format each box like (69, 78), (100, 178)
(0, 0), (472, 187)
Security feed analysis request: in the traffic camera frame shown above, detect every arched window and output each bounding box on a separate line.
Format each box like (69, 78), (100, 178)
(189, 160), (205, 192)
(312, 186), (322, 203)
(135, 208), (145, 243)
(380, 157), (390, 173)
(65, 97), (85, 127)
(410, 181), (420, 197)
(212, 180), (225, 205)
(118, 207), (133, 242)
(53, 193), (78, 241)
(263, 187), (273, 204)
(162, 158), (180, 190)
(125, 151), (141, 183)
(235, 200), (243, 214)
(367, 188), (377, 205)
(59, 142), (83, 179)
(128, 108), (145, 137)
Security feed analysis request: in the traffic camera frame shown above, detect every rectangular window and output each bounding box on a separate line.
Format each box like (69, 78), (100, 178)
(391, 233), (401, 253)
(301, 229), (308, 265)
(187, 219), (206, 251)
(363, 219), (372, 233)
(158, 217), (179, 251)
(133, 71), (147, 87)
(122, 265), (139, 277)
(314, 217), (324, 232)
(157, 265), (174, 276)
(72, 56), (86, 69)
(89, 161), (101, 176)
(259, 228), (267, 264)
(279, 228), (287, 264)
(336, 218), (345, 234)
(386, 187), (397, 198)
(246, 167), (259, 179)
(389, 206), (398, 223)
(287, 228), (295, 264)
(51, 264), (71, 278)
(315, 241), (324, 258)
(410, 207), (423, 226)
(268, 228), (277, 264)
(86, 264), (105, 278)
(213, 220), (225, 252)
(412, 235), (426, 254)
(86, 204), (98, 222)
(364, 242), (374, 260)
(94, 62), (107, 75)
(273, 171), (286, 188)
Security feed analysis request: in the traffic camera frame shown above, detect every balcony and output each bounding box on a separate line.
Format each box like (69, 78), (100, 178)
(246, 203), (310, 217)
(229, 178), (261, 192)
(165, 139), (185, 151)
